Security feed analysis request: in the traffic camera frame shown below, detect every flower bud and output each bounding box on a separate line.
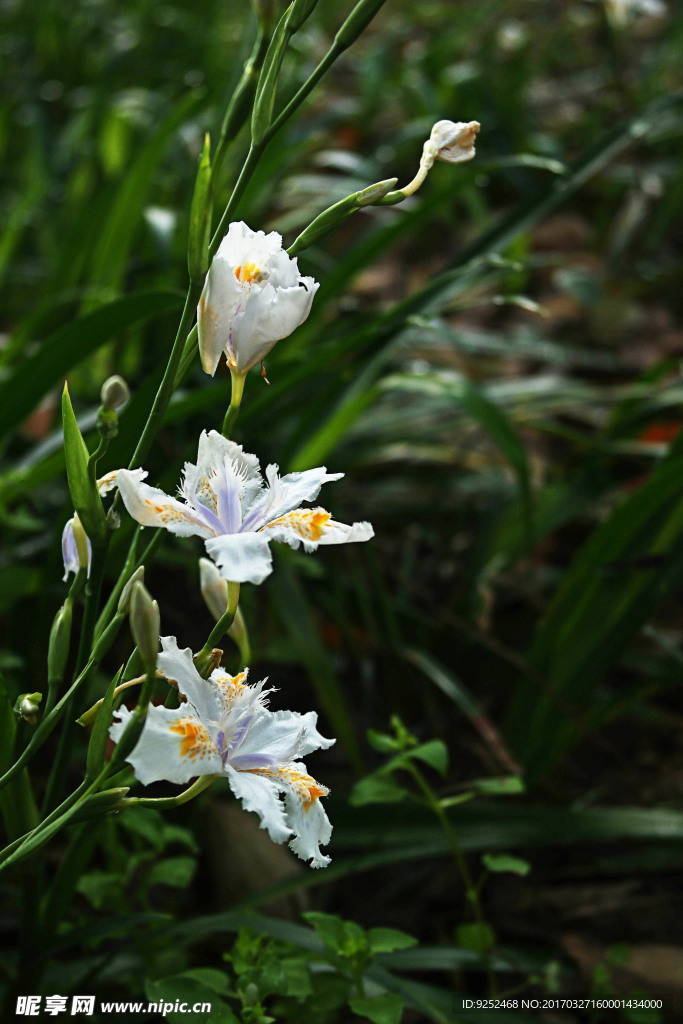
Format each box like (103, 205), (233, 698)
(188, 134), (213, 285)
(288, 0), (318, 32)
(15, 692), (43, 725)
(100, 375), (130, 411)
(129, 582), (160, 668)
(118, 565), (146, 616)
(71, 515), (90, 571)
(199, 557), (228, 621)
(47, 600), (73, 684)
(62, 514), (92, 581)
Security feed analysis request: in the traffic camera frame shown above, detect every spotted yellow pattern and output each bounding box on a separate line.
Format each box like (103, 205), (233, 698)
(262, 508), (331, 542)
(170, 717), (216, 762)
(252, 764), (328, 811)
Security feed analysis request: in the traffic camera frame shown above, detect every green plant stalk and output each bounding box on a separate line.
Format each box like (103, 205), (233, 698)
(124, 281), (203, 476)
(406, 761), (497, 997)
(210, 1), (389, 255)
(87, 435), (110, 483)
(42, 542), (108, 814)
(222, 370), (246, 437)
(194, 583), (240, 677)
(114, 773), (216, 811)
(212, 30), (270, 184)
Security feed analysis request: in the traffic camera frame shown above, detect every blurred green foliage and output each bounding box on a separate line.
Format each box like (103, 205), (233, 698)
(2, 0), (683, 1018)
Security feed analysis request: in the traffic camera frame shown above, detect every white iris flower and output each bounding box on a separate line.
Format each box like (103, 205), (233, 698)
(62, 469), (147, 580)
(109, 636), (335, 868)
(198, 221), (319, 377)
(115, 430), (373, 585)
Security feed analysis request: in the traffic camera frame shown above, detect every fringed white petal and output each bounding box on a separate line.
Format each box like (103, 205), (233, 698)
(97, 467), (147, 497)
(117, 470), (214, 539)
(231, 278), (319, 373)
(245, 464), (343, 530)
(109, 704), (222, 786)
(157, 635), (222, 723)
(197, 257), (243, 375)
(224, 763), (292, 844)
(262, 509), (374, 553)
(205, 531), (273, 585)
(286, 789), (332, 869)
(233, 708), (334, 763)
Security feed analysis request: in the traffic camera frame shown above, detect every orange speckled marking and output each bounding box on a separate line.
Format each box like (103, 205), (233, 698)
(234, 262), (261, 285)
(170, 717), (215, 762)
(262, 508), (331, 542)
(252, 765), (328, 811)
(212, 671), (247, 708)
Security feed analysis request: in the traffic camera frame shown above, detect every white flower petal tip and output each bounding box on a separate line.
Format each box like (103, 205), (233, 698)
(108, 638), (334, 868)
(197, 221), (319, 377)
(430, 120), (480, 165)
(117, 431), (373, 586)
(96, 467), (148, 497)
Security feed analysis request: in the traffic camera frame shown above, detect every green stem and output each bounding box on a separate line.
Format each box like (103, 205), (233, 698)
(115, 774), (216, 811)
(42, 543), (108, 814)
(122, 281), (202, 480)
(212, 30), (269, 184)
(209, 144), (264, 259)
(195, 582), (240, 676)
(222, 370), (246, 437)
(407, 762), (498, 996)
(87, 435), (110, 483)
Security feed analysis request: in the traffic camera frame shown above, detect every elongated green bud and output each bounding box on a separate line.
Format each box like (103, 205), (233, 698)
(15, 692), (42, 725)
(288, 0), (318, 32)
(62, 383), (108, 544)
(287, 178), (397, 256)
(47, 600), (73, 685)
(117, 565), (145, 616)
(129, 582), (160, 668)
(188, 133), (213, 284)
(251, 4), (293, 145)
(71, 787), (131, 823)
(335, 0), (387, 51)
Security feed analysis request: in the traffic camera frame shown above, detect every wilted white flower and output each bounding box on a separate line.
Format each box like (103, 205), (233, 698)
(62, 469), (147, 580)
(399, 119), (480, 198)
(197, 221), (318, 377)
(109, 636), (334, 867)
(115, 430), (373, 585)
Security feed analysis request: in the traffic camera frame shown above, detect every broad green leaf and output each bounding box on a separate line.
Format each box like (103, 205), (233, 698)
(146, 856), (196, 890)
(349, 993), (404, 1024)
(367, 928), (418, 954)
(302, 911), (349, 952)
